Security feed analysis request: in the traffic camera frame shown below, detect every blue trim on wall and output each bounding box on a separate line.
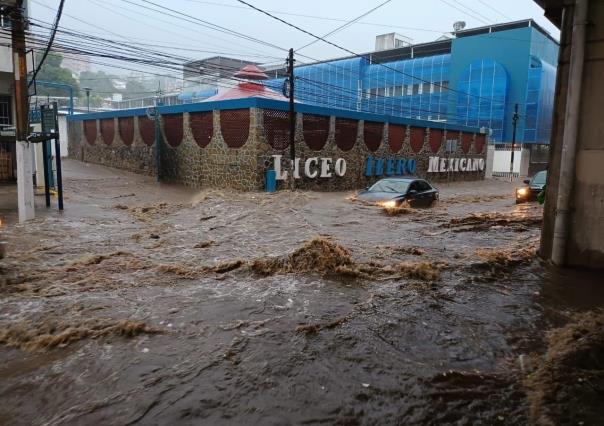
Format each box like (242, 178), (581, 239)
(67, 97), (481, 133)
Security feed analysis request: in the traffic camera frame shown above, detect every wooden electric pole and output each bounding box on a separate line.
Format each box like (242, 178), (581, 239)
(11, 0), (35, 222)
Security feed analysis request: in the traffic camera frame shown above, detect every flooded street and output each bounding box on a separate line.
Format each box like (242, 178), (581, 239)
(0, 160), (602, 425)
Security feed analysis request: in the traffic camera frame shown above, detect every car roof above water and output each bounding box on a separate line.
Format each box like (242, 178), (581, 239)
(376, 176), (419, 183)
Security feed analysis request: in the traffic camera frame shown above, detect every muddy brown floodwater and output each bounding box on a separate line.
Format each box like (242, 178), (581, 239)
(0, 160), (602, 425)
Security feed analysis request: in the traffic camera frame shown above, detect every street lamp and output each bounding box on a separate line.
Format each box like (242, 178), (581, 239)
(83, 87), (91, 112)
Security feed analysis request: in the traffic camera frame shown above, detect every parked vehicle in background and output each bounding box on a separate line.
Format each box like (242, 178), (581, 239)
(516, 170), (547, 204)
(357, 177), (439, 208)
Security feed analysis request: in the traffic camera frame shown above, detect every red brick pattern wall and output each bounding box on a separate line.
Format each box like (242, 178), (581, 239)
(410, 127), (425, 153)
(303, 114), (329, 151)
(118, 117), (134, 146)
(335, 118), (358, 151)
(100, 119), (114, 145)
(263, 109), (289, 150)
(429, 129), (443, 153)
(220, 109), (250, 148)
(363, 121), (383, 152)
(389, 124), (405, 153)
(139, 116), (155, 146)
(461, 133), (473, 153)
(163, 114), (183, 148)
(190, 111), (213, 148)
(475, 134), (486, 154)
(84, 120), (96, 145)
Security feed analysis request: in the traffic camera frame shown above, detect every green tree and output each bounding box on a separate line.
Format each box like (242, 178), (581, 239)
(79, 70), (118, 94)
(34, 53), (80, 97)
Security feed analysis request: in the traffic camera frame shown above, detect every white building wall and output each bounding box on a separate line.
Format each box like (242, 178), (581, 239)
(491, 147), (531, 178)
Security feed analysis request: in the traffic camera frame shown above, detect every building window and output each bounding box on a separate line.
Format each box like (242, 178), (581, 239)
(412, 84), (419, 95)
(0, 13), (11, 29)
(0, 96), (12, 126)
(394, 86), (403, 97)
(422, 82), (431, 94)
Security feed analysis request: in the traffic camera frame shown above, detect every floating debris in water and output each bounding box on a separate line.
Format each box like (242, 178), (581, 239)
(0, 319), (161, 352)
(525, 311), (604, 425)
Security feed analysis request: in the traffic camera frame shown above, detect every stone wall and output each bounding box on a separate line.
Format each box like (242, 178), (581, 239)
(68, 106), (487, 191)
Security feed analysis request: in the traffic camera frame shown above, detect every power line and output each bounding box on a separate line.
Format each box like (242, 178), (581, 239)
(476, 0), (512, 21)
(181, 0), (448, 34)
(28, 0), (65, 88)
(121, 0), (289, 54)
(31, 0), (283, 62)
(235, 0), (506, 106)
(296, 0), (393, 52)
(448, 0), (494, 24)
(438, 0), (490, 25)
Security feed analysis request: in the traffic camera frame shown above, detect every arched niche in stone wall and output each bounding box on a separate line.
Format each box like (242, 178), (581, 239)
(83, 120), (96, 145)
(138, 116), (155, 146)
(363, 121), (383, 152)
(334, 118), (357, 151)
(220, 109), (250, 148)
(118, 117), (134, 146)
(429, 129), (443, 153)
(163, 113), (183, 148)
(190, 111), (213, 148)
(461, 133), (473, 153)
(100, 118), (114, 145)
(302, 114), (329, 151)
(388, 124), (405, 153)
(410, 127), (425, 153)
(263, 109), (289, 150)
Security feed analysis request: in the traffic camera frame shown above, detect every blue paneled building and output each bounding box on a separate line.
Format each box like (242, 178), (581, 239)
(266, 20), (558, 145)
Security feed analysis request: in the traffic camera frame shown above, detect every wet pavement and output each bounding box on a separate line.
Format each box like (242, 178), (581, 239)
(0, 160), (602, 425)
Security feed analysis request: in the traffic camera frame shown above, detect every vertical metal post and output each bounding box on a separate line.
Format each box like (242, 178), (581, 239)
(155, 95), (163, 182)
(509, 103), (519, 181)
(12, 1), (35, 222)
(54, 138), (63, 210)
(42, 140), (50, 207)
(287, 48), (296, 189)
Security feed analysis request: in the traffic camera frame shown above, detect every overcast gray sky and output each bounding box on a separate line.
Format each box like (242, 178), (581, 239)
(29, 0), (559, 76)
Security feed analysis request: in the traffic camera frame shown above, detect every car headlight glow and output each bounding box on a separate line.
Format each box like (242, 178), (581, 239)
(516, 187), (529, 197)
(380, 200), (397, 208)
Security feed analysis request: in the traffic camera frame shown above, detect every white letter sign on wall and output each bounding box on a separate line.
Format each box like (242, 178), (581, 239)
(427, 156), (485, 173)
(334, 158), (346, 177)
(320, 158), (333, 178)
(273, 155), (347, 180)
(305, 157), (319, 178)
(273, 154), (288, 180)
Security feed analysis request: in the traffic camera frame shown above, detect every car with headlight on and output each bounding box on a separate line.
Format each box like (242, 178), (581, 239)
(516, 170), (547, 204)
(357, 177), (439, 208)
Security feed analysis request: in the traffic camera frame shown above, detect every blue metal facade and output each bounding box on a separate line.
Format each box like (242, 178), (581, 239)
(265, 21), (558, 144)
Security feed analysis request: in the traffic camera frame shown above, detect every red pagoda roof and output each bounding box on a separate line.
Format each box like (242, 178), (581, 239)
(203, 64), (287, 102)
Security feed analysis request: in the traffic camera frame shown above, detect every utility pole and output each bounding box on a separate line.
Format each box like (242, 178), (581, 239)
(11, 0), (35, 222)
(286, 48), (295, 189)
(509, 103), (519, 182)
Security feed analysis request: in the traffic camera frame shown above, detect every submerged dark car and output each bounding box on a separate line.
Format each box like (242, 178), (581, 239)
(516, 170), (547, 204)
(357, 177), (439, 208)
